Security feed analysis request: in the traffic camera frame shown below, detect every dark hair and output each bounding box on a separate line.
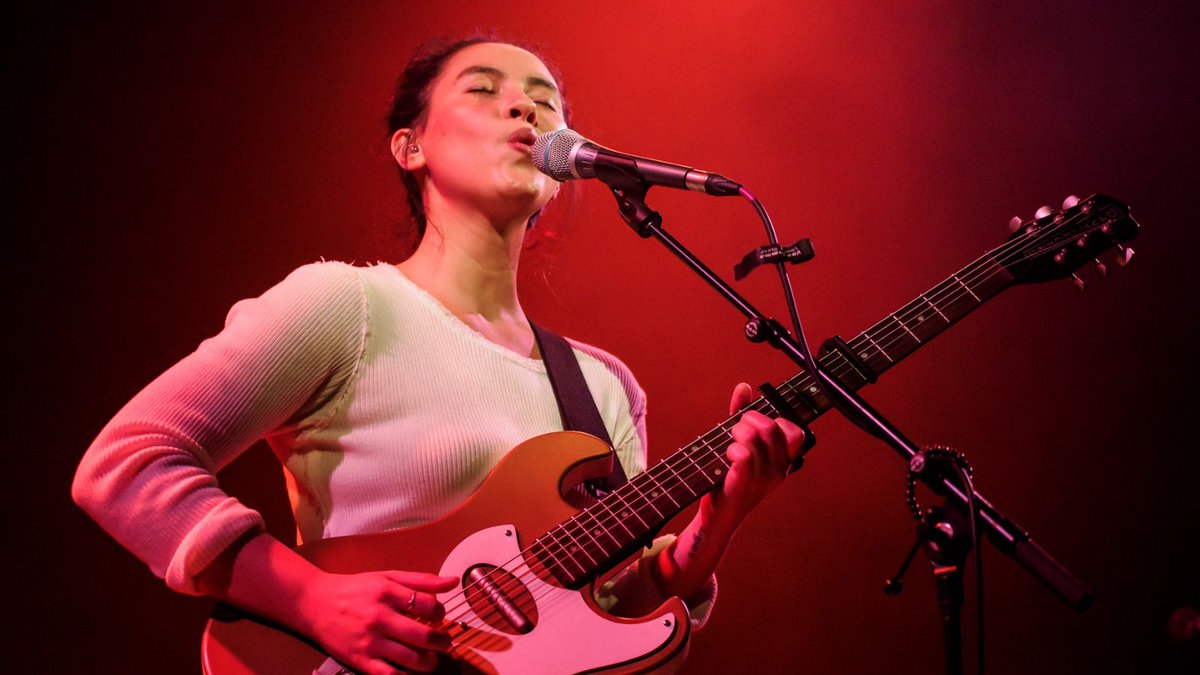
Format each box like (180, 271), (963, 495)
(386, 37), (571, 243)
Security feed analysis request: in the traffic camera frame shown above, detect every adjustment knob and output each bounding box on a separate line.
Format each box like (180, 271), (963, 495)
(1035, 205), (1053, 219)
(1062, 195), (1080, 209)
(1094, 259), (1108, 278)
(1071, 273), (1086, 292)
(1117, 244), (1135, 266)
(1008, 216), (1023, 233)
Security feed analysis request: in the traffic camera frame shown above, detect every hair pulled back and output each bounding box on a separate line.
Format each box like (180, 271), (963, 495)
(386, 37), (570, 244)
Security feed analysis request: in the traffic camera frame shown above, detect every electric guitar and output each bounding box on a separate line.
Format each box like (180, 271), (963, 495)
(201, 195), (1139, 674)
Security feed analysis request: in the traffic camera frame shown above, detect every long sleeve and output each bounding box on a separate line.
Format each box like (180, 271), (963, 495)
(72, 262), (367, 594)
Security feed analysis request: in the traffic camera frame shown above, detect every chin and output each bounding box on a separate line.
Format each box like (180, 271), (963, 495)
(500, 170), (557, 205)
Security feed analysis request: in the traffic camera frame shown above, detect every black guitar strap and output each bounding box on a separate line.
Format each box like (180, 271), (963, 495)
(530, 321), (628, 493)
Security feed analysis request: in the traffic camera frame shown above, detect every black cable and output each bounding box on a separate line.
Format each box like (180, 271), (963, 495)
(737, 188), (823, 384)
(949, 461), (985, 675)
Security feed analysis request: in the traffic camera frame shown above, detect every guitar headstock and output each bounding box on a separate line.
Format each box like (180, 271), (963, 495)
(997, 194), (1140, 286)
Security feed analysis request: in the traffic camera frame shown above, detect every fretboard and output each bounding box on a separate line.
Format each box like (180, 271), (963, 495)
(531, 253), (1015, 587)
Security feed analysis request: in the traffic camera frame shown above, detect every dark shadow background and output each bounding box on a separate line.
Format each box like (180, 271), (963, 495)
(10, 1), (1198, 673)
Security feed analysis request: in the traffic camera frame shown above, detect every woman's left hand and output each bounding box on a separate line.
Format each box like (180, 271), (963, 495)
(710, 382), (807, 523)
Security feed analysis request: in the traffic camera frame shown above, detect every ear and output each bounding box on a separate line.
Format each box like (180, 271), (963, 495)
(390, 128), (426, 171)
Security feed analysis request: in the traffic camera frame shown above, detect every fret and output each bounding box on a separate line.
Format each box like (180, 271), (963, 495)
(632, 469), (678, 517)
(607, 488), (650, 532)
(919, 292), (950, 324)
(583, 496), (636, 546)
(779, 377), (822, 418)
(537, 529), (590, 582)
(673, 445), (713, 496)
(890, 313), (921, 345)
(818, 348), (869, 392)
(559, 520), (602, 568)
(862, 331), (894, 363)
(536, 249), (1025, 588)
(951, 272), (981, 301)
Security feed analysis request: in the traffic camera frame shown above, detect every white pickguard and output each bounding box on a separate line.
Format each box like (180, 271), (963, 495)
(438, 525), (680, 674)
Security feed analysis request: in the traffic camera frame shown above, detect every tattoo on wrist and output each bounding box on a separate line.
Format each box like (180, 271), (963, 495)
(686, 528), (706, 561)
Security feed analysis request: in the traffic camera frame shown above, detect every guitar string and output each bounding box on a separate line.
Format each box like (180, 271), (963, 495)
(429, 211), (1110, 638)
(423, 208), (1122, 641)
(845, 206), (1114, 359)
(425, 209), (1111, 638)
(456, 206), (1113, 601)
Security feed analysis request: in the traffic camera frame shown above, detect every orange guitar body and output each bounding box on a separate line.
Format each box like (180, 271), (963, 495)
(201, 432), (690, 674)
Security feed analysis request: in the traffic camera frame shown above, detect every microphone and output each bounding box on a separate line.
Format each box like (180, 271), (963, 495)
(530, 129), (742, 197)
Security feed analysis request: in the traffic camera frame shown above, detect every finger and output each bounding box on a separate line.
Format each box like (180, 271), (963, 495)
(361, 659), (402, 675)
(733, 413), (793, 474)
(374, 638), (438, 673)
(384, 570), (459, 592)
(726, 440), (751, 464)
(733, 411), (786, 453)
(378, 612), (452, 653)
(378, 582), (447, 622)
(729, 421), (769, 463)
(777, 418), (807, 460)
(729, 382), (754, 416)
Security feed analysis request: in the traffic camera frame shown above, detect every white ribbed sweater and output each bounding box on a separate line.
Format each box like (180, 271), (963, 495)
(73, 262), (651, 591)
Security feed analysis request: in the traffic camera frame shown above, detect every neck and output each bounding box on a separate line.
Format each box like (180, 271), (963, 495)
(398, 198), (530, 322)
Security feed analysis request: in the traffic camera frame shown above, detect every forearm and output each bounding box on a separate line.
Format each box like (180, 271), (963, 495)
(653, 495), (741, 602)
(195, 531), (326, 638)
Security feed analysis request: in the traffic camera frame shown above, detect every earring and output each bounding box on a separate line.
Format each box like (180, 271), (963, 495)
(409, 143), (420, 154)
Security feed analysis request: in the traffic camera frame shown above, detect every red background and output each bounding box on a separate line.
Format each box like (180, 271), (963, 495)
(11, 2), (1198, 673)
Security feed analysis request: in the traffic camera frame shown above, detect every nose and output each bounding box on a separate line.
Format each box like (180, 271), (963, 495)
(508, 96), (537, 126)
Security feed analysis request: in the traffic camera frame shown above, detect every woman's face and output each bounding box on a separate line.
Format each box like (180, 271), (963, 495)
(411, 42), (567, 225)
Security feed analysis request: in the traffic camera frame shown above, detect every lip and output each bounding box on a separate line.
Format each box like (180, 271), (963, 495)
(507, 127), (538, 151)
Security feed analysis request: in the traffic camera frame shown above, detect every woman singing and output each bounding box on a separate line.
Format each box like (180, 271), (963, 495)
(73, 38), (805, 674)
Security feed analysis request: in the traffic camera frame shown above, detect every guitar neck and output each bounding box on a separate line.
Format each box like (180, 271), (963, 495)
(533, 253), (1015, 587)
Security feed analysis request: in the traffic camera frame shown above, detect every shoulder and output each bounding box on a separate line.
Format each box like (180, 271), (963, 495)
(226, 261), (366, 325)
(566, 336), (646, 416)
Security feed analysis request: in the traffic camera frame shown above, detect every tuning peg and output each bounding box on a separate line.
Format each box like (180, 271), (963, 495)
(1071, 273), (1086, 292)
(1094, 258), (1108, 278)
(1117, 244), (1135, 266)
(1062, 195), (1080, 209)
(1008, 216), (1023, 233)
(1035, 205), (1053, 219)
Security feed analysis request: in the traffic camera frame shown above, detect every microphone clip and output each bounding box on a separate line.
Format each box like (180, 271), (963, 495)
(734, 239), (815, 280)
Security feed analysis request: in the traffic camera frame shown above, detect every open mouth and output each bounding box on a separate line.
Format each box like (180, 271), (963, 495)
(508, 127), (538, 151)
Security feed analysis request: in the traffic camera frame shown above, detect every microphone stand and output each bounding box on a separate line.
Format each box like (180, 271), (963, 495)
(606, 182), (1092, 671)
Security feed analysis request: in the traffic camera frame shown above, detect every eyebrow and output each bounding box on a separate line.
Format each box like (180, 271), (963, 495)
(454, 65), (560, 96)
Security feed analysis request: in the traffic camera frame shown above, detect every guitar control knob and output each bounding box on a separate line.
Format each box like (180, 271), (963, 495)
(1094, 259), (1108, 278)
(1008, 216), (1023, 233)
(1062, 195), (1080, 209)
(1117, 244), (1135, 266)
(1071, 273), (1086, 292)
(1035, 205), (1053, 219)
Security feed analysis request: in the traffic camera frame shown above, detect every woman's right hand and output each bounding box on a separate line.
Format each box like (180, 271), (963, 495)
(300, 570), (459, 674)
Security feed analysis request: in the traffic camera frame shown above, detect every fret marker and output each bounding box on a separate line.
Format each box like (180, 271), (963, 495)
(569, 545), (579, 552)
(860, 351), (869, 359)
(619, 510), (630, 519)
(918, 314), (925, 322)
(593, 528), (602, 537)
(808, 386), (818, 394)
(650, 490), (661, 498)
(713, 467), (723, 476)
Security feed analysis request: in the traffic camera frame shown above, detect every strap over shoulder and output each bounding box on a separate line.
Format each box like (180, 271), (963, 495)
(530, 321), (628, 491)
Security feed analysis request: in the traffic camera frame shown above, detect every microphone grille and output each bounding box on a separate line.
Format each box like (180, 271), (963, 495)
(530, 129), (585, 181)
